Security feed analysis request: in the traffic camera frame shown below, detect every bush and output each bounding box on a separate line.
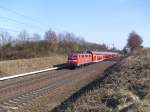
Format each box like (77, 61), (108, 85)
(0, 31), (108, 61)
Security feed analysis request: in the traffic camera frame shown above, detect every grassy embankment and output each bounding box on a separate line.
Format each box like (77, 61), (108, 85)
(54, 48), (150, 112)
(0, 55), (66, 77)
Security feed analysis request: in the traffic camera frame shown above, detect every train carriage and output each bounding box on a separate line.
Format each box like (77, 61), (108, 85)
(67, 51), (120, 68)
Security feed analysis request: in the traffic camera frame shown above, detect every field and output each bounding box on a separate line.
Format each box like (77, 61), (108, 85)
(53, 48), (150, 112)
(0, 55), (65, 77)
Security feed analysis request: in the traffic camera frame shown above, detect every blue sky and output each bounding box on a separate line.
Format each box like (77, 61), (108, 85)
(0, 0), (149, 49)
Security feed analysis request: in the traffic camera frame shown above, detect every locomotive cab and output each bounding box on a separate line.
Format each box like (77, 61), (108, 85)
(67, 53), (78, 68)
(67, 52), (92, 68)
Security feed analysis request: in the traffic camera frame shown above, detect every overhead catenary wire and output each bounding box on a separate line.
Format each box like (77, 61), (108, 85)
(0, 15), (46, 31)
(0, 5), (48, 27)
(0, 5), (51, 34)
(0, 27), (21, 33)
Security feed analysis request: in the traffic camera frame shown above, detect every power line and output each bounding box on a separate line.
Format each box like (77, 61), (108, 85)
(0, 15), (45, 31)
(0, 27), (20, 33)
(0, 5), (47, 27)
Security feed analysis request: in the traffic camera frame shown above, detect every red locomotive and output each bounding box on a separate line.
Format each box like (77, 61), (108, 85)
(67, 51), (119, 68)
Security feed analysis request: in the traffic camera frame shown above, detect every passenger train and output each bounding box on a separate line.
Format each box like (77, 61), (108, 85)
(67, 51), (120, 68)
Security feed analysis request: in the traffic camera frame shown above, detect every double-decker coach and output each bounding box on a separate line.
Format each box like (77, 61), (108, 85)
(67, 51), (120, 68)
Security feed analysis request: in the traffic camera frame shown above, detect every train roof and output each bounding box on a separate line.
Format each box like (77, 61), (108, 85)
(68, 51), (118, 55)
(68, 51), (90, 54)
(90, 51), (119, 54)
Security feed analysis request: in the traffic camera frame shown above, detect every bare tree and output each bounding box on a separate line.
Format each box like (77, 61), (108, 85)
(17, 30), (30, 43)
(44, 30), (58, 42)
(127, 32), (143, 51)
(0, 31), (12, 46)
(44, 29), (59, 51)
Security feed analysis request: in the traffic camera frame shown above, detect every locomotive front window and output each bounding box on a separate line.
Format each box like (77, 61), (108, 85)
(68, 54), (77, 58)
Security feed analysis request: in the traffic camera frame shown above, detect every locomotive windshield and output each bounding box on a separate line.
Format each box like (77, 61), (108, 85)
(68, 54), (77, 58)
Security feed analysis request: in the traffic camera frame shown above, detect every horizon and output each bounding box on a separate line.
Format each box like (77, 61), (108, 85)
(0, 0), (149, 49)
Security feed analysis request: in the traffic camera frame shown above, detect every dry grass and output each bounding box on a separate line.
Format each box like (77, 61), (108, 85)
(58, 48), (150, 112)
(0, 55), (65, 77)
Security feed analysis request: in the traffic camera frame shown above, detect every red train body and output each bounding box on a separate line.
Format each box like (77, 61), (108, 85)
(67, 51), (119, 68)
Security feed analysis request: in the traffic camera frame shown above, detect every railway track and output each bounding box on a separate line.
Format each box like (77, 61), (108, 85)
(0, 61), (116, 112)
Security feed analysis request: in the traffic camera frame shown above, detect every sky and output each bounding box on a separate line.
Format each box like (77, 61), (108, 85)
(0, 0), (149, 49)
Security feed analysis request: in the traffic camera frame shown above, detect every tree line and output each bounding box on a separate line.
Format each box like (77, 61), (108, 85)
(0, 28), (144, 61)
(0, 29), (108, 61)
